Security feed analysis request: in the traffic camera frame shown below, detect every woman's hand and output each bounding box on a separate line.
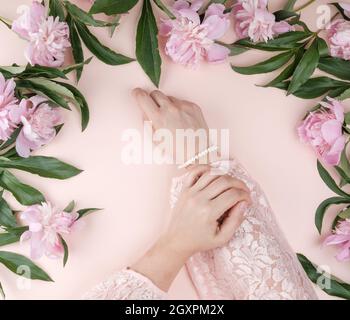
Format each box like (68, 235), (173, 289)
(131, 165), (251, 291)
(164, 165), (251, 256)
(132, 88), (210, 163)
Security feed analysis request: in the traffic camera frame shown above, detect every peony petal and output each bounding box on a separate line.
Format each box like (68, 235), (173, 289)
(273, 21), (294, 34)
(178, 8), (201, 25)
(321, 119), (343, 144)
(15, 130), (32, 158)
(206, 43), (230, 63)
(20, 230), (31, 243)
(204, 3), (225, 19)
(203, 14), (230, 40)
(335, 242), (350, 261)
(323, 135), (346, 166)
(30, 231), (45, 259)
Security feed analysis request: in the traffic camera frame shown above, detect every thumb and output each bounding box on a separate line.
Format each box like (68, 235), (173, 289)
(215, 201), (248, 246)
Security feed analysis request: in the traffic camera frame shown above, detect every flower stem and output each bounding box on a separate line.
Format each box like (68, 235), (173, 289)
(294, 0), (316, 12)
(0, 16), (12, 29)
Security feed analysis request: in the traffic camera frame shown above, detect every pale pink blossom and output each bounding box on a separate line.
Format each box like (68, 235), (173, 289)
(12, 1), (70, 67)
(159, 0), (230, 67)
(0, 73), (21, 141)
(233, 0), (294, 43)
(324, 219), (350, 262)
(298, 97), (346, 166)
(326, 19), (350, 60)
(13, 95), (63, 158)
(20, 202), (79, 259)
(340, 2), (350, 18)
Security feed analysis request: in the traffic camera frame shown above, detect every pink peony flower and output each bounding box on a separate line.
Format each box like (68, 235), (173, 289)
(0, 73), (21, 141)
(12, 95), (63, 158)
(324, 219), (350, 262)
(12, 1), (70, 67)
(326, 19), (350, 60)
(20, 202), (79, 259)
(233, 0), (294, 43)
(159, 0), (230, 67)
(298, 97), (346, 166)
(340, 2), (350, 18)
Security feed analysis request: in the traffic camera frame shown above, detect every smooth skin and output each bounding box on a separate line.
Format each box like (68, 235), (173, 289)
(131, 89), (251, 292)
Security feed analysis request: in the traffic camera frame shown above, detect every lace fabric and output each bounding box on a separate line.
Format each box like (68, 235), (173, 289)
(170, 160), (318, 300)
(84, 159), (318, 300)
(83, 269), (167, 300)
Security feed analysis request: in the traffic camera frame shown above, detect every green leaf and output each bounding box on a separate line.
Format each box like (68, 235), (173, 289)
(64, 200), (75, 213)
(288, 38), (319, 94)
(15, 79), (71, 110)
(273, 10), (299, 21)
(0, 281), (4, 299)
(90, 0), (138, 15)
(0, 17), (12, 29)
(153, 0), (175, 19)
(67, 14), (84, 81)
(77, 208), (102, 219)
(0, 251), (53, 281)
(318, 56), (350, 81)
(317, 37), (329, 57)
(0, 66), (26, 76)
(317, 160), (350, 197)
(0, 192), (16, 228)
(339, 207), (350, 219)
(54, 81), (90, 131)
(335, 166), (350, 185)
(0, 127), (21, 151)
(60, 235), (69, 267)
(315, 197), (350, 234)
(109, 14), (121, 37)
(274, 77), (350, 99)
(0, 171), (45, 205)
(75, 20), (134, 65)
(0, 156), (82, 180)
(224, 44), (249, 56)
(263, 48), (304, 87)
(0, 227), (27, 247)
(284, 0), (297, 11)
(338, 145), (350, 187)
(61, 57), (93, 77)
(297, 253), (350, 299)
(49, 0), (65, 21)
(234, 31), (311, 51)
(64, 1), (118, 27)
(136, 0), (162, 87)
(17, 65), (68, 80)
(232, 51), (294, 75)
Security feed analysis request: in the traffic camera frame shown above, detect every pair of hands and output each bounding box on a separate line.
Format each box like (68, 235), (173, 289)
(131, 89), (251, 291)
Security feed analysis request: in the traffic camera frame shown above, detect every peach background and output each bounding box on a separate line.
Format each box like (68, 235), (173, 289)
(0, 0), (349, 300)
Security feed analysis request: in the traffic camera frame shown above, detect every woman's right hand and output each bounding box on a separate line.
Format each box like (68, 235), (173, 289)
(131, 165), (251, 291)
(162, 165), (251, 259)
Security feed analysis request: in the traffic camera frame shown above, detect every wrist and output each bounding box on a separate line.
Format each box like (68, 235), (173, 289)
(155, 234), (192, 264)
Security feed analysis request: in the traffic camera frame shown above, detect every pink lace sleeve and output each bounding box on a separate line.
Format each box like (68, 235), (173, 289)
(170, 160), (318, 300)
(83, 269), (167, 300)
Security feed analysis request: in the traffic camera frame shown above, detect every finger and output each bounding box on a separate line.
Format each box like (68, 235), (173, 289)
(203, 175), (249, 200)
(183, 165), (211, 189)
(192, 170), (222, 193)
(132, 88), (160, 123)
(211, 188), (250, 220)
(168, 96), (183, 106)
(215, 202), (247, 246)
(150, 90), (174, 109)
